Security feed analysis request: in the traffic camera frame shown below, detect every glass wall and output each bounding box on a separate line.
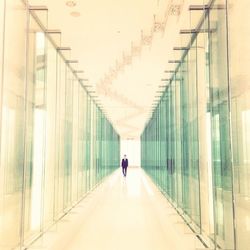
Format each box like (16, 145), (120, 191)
(0, 1), (120, 249)
(142, 0), (250, 249)
(209, 1), (235, 248)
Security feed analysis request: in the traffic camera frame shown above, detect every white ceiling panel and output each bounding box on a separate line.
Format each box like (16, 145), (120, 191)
(28, 0), (203, 138)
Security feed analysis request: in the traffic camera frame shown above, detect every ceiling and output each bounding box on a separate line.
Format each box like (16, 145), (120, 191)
(29, 0), (204, 139)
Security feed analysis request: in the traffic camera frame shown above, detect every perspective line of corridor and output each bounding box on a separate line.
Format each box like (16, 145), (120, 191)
(28, 167), (206, 250)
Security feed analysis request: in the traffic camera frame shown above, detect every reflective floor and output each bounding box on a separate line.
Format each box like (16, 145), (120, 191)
(27, 167), (206, 250)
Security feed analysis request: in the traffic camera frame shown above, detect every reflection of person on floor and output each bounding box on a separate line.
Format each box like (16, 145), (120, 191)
(121, 155), (128, 177)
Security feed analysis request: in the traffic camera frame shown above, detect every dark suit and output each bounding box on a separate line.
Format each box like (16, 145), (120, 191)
(121, 158), (128, 176)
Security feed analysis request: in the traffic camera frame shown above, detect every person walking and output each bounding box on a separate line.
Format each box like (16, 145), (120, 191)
(121, 155), (128, 177)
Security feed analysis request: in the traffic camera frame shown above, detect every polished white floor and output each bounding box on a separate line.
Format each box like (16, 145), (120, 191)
(28, 167), (206, 250)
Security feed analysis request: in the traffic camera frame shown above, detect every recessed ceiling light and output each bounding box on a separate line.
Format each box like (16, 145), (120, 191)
(70, 11), (81, 17)
(66, 1), (77, 7)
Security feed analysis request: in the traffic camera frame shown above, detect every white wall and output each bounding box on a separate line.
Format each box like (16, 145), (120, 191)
(120, 139), (141, 167)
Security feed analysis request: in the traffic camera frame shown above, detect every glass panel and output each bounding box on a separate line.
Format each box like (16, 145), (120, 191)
(159, 97), (167, 194)
(72, 76), (79, 203)
(209, 0), (235, 248)
(196, 13), (215, 244)
(85, 96), (91, 192)
(180, 54), (190, 218)
(175, 70), (183, 209)
(43, 36), (57, 230)
(22, 15), (46, 244)
(228, 0), (250, 249)
(90, 102), (95, 189)
(56, 55), (66, 218)
(0, 1), (27, 248)
(64, 67), (73, 210)
(82, 90), (88, 194)
(196, 15), (215, 246)
(187, 40), (201, 228)
(77, 87), (85, 198)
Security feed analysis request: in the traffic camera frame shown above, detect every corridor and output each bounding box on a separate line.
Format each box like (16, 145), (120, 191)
(1, 0), (250, 249)
(28, 168), (206, 250)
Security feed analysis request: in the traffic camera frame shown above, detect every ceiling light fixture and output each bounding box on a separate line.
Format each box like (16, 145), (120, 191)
(66, 1), (76, 7)
(70, 11), (80, 17)
(74, 70), (84, 73)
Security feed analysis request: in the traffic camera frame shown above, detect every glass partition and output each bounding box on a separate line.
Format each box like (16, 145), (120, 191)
(64, 66), (73, 210)
(209, 1), (235, 248)
(43, 28), (57, 231)
(72, 76), (79, 204)
(22, 15), (46, 243)
(0, 1), (27, 249)
(228, 0), (250, 249)
(196, 14), (215, 246)
(56, 53), (66, 219)
(77, 86), (86, 198)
